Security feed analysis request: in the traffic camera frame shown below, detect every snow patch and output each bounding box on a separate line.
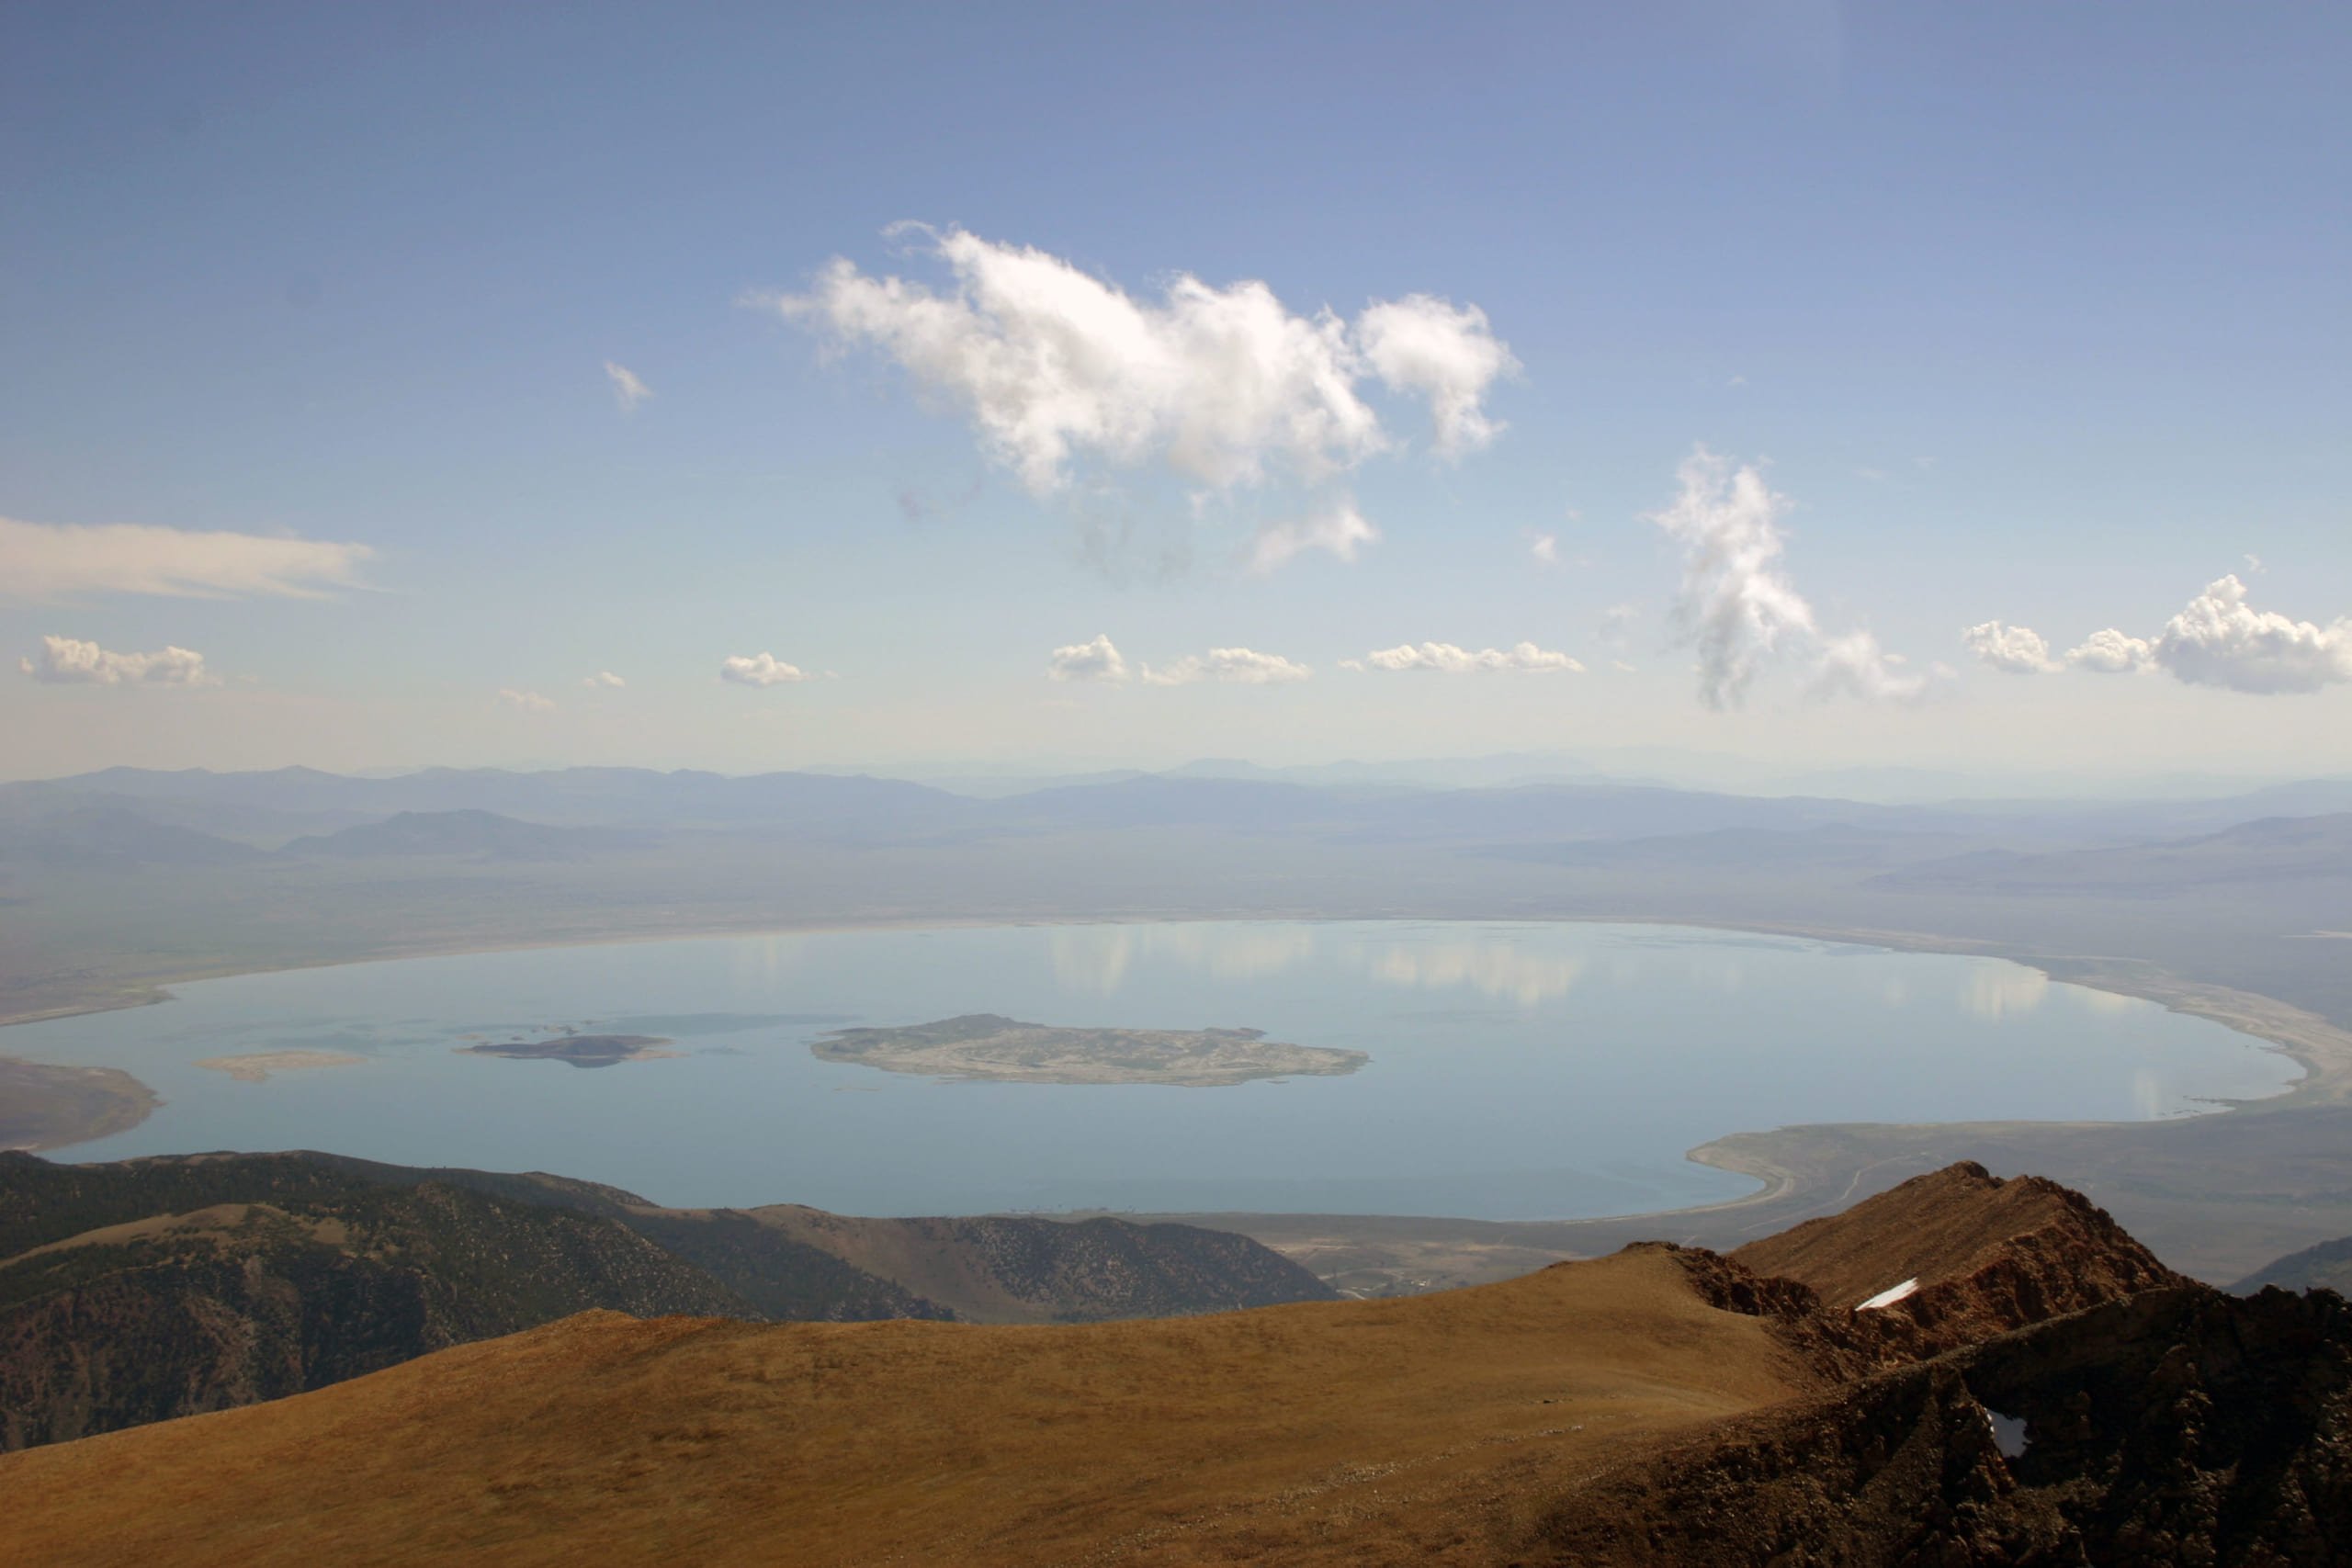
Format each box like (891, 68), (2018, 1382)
(1855, 1278), (1920, 1312)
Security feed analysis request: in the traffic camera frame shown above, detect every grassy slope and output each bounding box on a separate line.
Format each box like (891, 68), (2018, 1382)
(0, 1247), (1812, 1568)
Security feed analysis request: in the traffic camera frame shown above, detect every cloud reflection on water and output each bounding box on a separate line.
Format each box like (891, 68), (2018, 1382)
(1362, 941), (1586, 1007)
(1048, 923), (1319, 995)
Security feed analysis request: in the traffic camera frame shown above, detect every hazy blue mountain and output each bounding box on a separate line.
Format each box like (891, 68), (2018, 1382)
(0, 806), (266, 870)
(1870, 814), (2352, 896)
(279, 810), (650, 861)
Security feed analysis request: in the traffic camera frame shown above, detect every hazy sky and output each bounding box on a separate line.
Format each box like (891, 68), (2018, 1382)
(5, 2), (2348, 783)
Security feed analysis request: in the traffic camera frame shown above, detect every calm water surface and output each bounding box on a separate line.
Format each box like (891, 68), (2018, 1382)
(6, 922), (2301, 1219)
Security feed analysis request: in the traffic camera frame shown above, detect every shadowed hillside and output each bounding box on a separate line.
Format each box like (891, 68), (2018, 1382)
(0, 1150), (1332, 1451)
(2233, 1230), (2352, 1295)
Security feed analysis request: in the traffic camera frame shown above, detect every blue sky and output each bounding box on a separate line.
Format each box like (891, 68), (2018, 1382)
(5, 2), (2348, 782)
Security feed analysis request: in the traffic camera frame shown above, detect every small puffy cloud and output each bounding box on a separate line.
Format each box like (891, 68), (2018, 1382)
(1246, 498), (1379, 574)
(1047, 634), (1129, 683)
(2152, 575), (2352, 694)
(581, 671), (627, 689)
(719, 652), (810, 687)
(764, 226), (1511, 503)
(19, 635), (214, 687)
(1597, 603), (1640, 645)
(605, 361), (651, 412)
(1140, 647), (1312, 686)
(0, 516), (372, 602)
(1808, 631), (1929, 704)
(1528, 532), (1560, 567)
(496, 688), (555, 713)
(1960, 621), (2062, 674)
(1356, 640), (1583, 674)
(1353, 294), (1518, 457)
(1647, 447), (1920, 708)
(1610, 659), (1639, 674)
(2064, 628), (2154, 675)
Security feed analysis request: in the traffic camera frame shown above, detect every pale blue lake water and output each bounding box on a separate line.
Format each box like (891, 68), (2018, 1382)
(4, 921), (2302, 1220)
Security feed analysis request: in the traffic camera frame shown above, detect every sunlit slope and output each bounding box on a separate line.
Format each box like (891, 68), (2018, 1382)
(0, 1246), (1815, 1568)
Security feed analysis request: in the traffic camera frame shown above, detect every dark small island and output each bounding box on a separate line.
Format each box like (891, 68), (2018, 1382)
(811, 1013), (1367, 1087)
(458, 1033), (679, 1069)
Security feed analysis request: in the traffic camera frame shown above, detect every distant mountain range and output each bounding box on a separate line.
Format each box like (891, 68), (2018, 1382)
(6, 763), (2350, 866)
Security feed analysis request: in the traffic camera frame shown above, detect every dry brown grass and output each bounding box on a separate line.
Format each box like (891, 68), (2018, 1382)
(0, 1246), (1817, 1567)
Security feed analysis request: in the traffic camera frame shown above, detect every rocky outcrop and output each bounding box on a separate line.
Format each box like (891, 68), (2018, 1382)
(1524, 1284), (2352, 1564)
(1732, 1161), (2189, 1363)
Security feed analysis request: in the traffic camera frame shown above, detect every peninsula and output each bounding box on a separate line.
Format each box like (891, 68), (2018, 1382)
(0, 1057), (159, 1151)
(811, 1013), (1367, 1087)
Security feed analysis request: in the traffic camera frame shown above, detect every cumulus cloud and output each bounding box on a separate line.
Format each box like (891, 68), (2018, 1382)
(1245, 498), (1379, 574)
(763, 228), (1512, 547)
(19, 635), (213, 687)
(2064, 627), (2154, 674)
(1808, 632), (1931, 703)
(1646, 448), (1924, 707)
(581, 671), (627, 689)
(718, 652), (810, 687)
(0, 516), (372, 602)
(1960, 621), (2062, 674)
(1353, 294), (1518, 457)
(1354, 640), (1583, 674)
(1528, 532), (1560, 567)
(2152, 575), (2352, 694)
(1140, 648), (1311, 686)
(495, 688), (555, 713)
(605, 361), (651, 412)
(1046, 634), (1129, 683)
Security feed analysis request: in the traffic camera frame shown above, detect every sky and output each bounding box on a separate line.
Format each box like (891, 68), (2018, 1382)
(4, 2), (2349, 785)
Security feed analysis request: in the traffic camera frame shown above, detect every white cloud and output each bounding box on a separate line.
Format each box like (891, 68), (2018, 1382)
(1140, 647), (1312, 686)
(764, 227), (1510, 500)
(1808, 630), (1929, 703)
(1960, 621), (2062, 674)
(1597, 603), (1640, 645)
(0, 516), (372, 602)
(1356, 640), (1583, 674)
(1610, 659), (1639, 674)
(1528, 532), (1560, 567)
(1646, 447), (1922, 708)
(1046, 634), (1129, 683)
(1353, 294), (1518, 457)
(2152, 575), (2352, 694)
(605, 361), (651, 412)
(19, 635), (214, 687)
(496, 688), (555, 713)
(581, 671), (627, 689)
(718, 652), (810, 687)
(1245, 498), (1379, 574)
(2064, 627), (2154, 674)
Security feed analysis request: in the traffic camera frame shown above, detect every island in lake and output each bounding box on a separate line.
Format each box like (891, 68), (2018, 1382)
(458, 1033), (680, 1069)
(811, 1013), (1368, 1087)
(197, 1050), (367, 1083)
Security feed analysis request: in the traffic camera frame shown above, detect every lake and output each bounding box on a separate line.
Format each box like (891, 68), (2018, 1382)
(5, 921), (2301, 1220)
